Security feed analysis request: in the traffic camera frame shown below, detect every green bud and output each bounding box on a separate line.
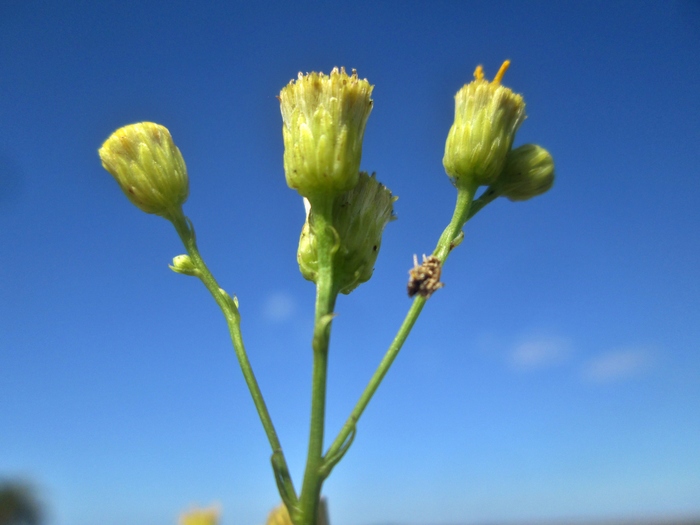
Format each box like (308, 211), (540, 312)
(443, 61), (526, 190)
(494, 144), (555, 201)
(280, 67), (373, 200)
(169, 254), (198, 276)
(297, 198), (317, 284)
(98, 122), (189, 219)
(298, 172), (397, 294)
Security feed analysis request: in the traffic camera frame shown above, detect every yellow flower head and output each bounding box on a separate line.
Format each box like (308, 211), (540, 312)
(178, 505), (220, 525)
(443, 61), (526, 190)
(280, 67), (373, 201)
(266, 503), (293, 525)
(99, 122), (189, 219)
(265, 499), (329, 525)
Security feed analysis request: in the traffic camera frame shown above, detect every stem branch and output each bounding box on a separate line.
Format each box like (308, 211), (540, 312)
(169, 210), (297, 507)
(324, 185), (477, 465)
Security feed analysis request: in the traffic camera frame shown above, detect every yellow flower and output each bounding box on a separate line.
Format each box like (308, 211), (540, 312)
(266, 503), (293, 525)
(178, 505), (220, 525)
(443, 61), (526, 190)
(280, 67), (373, 201)
(265, 499), (329, 525)
(99, 122), (189, 219)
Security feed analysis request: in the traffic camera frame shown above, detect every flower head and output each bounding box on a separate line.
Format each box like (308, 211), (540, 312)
(266, 503), (293, 525)
(298, 172), (396, 294)
(99, 122), (189, 219)
(494, 143), (555, 201)
(178, 505), (220, 525)
(266, 499), (329, 525)
(280, 67), (373, 201)
(443, 61), (526, 190)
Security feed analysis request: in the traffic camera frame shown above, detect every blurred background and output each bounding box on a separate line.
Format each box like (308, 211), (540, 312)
(1, 1), (699, 524)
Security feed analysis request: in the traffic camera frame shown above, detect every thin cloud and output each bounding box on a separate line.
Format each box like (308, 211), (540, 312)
(262, 292), (296, 323)
(509, 337), (571, 371)
(582, 347), (653, 382)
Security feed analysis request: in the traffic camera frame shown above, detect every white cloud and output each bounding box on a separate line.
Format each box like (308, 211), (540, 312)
(582, 347), (653, 382)
(262, 292), (296, 323)
(509, 337), (571, 371)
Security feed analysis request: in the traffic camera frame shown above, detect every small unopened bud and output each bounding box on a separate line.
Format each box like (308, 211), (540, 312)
(98, 122), (189, 219)
(494, 144), (555, 201)
(298, 172), (396, 294)
(297, 198), (317, 284)
(169, 254), (198, 276)
(280, 67), (373, 200)
(443, 61), (526, 190)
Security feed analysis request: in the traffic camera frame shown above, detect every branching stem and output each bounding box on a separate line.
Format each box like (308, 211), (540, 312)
(169, 209), (298, 509)
(324, 185), (478, 467)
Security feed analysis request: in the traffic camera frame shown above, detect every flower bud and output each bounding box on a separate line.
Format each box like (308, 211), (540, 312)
(297, 198), (317, 284)
(298, 172), (396, 294)
(98, 122), (189, 218)
(443, 61), (526, 190)
(280, 67), (373, 200)
(494, 144), (555, 201)
(169, 254), (199, 276)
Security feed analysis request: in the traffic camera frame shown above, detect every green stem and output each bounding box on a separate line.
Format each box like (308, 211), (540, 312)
(466, 186), (500, 222)
(324, 185), (477, 466)
(432, 186), (477, 261)
(297, 198), (339, 525)
(168, 209), (297, 508)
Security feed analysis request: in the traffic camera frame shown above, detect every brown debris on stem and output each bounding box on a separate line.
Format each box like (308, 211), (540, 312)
(407, 254), (444, 298)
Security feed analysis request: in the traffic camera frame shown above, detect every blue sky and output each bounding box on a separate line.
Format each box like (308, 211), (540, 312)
(1, 1), (699, 524)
